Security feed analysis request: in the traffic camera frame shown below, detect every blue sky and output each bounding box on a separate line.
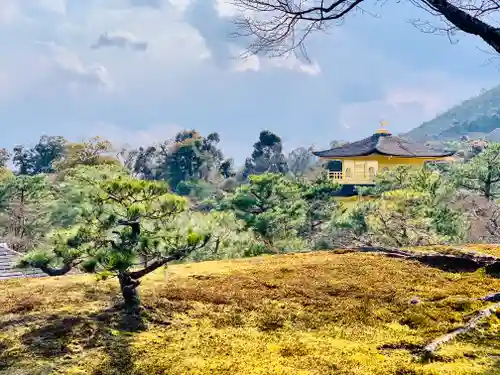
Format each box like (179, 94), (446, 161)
(0, 0), (497, 164)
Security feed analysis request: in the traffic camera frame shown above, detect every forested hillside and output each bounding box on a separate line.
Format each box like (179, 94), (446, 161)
(406, 85), (500, 141)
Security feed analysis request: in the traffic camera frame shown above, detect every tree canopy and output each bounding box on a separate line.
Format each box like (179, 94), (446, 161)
(21, 172), (211, 311)
(243, 130), (288, 177)
(13, 135), (66, 175)
(3, 130), (500, 311)
(451, 143), (500, 199)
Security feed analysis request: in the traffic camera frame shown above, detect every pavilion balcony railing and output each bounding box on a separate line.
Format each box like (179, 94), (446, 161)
(329, 171), (343, 180)
(327, 171), (376, 184)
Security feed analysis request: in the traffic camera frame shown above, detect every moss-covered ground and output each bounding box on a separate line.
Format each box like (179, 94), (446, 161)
(408, 244), (500, 258)
(1, 248), (500, 375)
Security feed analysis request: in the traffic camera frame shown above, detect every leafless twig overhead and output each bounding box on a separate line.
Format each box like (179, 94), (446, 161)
(231, 0), (500, 58)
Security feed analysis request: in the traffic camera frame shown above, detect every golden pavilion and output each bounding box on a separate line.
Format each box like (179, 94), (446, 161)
(312, 122), (455, 201)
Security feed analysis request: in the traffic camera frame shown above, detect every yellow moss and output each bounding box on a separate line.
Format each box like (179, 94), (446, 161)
(407, 244), (500, 258)
(1, 250), (500, 375)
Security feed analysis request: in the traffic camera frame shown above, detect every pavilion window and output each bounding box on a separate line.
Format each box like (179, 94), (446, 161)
(326, 160), (342, 172)
(368, 167), (375, 178)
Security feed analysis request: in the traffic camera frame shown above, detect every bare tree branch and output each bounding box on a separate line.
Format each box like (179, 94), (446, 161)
(128, 236), (211, 280)
(231, 0), (500, 58)
(39, 260), (82, 276)
(422, 300), (500, 357)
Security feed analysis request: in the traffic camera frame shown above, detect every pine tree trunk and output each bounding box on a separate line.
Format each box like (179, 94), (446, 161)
(485, 180), (492, 200)
(118, 273), (141, 313)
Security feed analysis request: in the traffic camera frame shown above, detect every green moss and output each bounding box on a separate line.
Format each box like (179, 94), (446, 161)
(1, 250), (500, 375)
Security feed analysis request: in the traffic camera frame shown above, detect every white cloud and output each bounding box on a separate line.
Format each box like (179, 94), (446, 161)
(385, 88), (446, 118)
(129, 0), (164, 8)
(340, 100), (427, 135)
(91, 31), (148, 51)
(128, 0), (191, 12)
(168, 0), (192, 13)
(86, 123), (183, 148)
(2, 0), (322, 101)
(0, 1), (24, 25)
(214, 0), (238, 18)
(213, 0), (263, 19)
(40, 42), (113, 91)
(66, 6), (211, 92)
(0, 0), (66, 23)
(0, 2), (213, 98)
(0, 0), (494, 164)
(37, 0), (67, 14)
(232, 54), (260, 72)
(265, 54), (321, 75)
(228, 45), (320, 75)
(338, 74), (485, 136)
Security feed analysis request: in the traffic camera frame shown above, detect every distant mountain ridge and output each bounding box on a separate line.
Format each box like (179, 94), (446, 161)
(405, 85), (500, 142)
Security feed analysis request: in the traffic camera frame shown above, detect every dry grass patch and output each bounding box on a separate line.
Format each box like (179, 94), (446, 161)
(1, 251), (500, 375)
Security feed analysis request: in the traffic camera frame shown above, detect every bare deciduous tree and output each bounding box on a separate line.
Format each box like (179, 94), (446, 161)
(466, 194), (500, 242)
(231, 0), (500, 57)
